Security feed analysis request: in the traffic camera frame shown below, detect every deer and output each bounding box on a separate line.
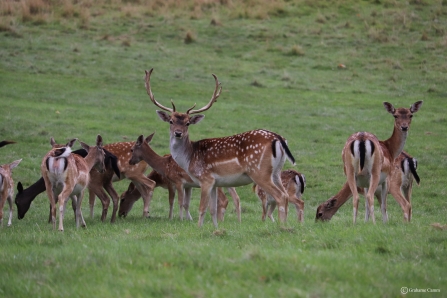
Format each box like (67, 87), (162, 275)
(119, 169), (238, 222)
(0, 159), (22, 227)
(119, 133), (241, 222)
(336, 100), (422, 224)
(253, 169), (305, 223)
(144, 68), (295, 228)
(316, 150), (420, 221)
(41, 135), (106, 231)
(15, 148), (121, 223)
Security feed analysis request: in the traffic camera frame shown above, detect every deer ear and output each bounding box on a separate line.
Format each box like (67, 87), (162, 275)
(136, 135), (144, 146)
(17, 181), (23, 193)
(96, 135), (103, 147)
(156, 111), (171, 122)
(9, 159), (22, 170)
(79, 141), (89, 152)
(146, 132), (155, 144)
(410, 101), (423, 113)
(67, 138), (77, 148)
(383, 102), (395, 114)
(50, 137), (56, 146)
(190, 114), (205, 125)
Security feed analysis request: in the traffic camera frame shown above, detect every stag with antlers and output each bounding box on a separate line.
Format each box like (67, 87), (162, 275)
(144, 68), (296, 228)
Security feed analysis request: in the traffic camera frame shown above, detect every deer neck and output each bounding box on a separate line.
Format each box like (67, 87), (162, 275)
(83, 151), (100, 171)
(383, 125), (408, 160)
(169, 134), (193, 172)
(333, 182), (354, 209)
(141, 142), (170, 176)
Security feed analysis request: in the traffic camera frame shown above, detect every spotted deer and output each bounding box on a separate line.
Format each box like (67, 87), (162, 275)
(120, 133), (241, 222)
(0, 159), (22, 227)
(316, 151), (420, 221)
(144, 68), (295, 228)
(339, 101), (422, 224)
(41, 135), (105, 231)
(253, 170), (305, 223)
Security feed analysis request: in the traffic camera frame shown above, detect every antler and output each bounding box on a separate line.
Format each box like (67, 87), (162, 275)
(145, 69), (175, 113)
(187, 74), (222, 115)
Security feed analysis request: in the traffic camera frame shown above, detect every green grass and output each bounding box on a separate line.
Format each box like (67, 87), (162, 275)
(1, 0), (447, 297)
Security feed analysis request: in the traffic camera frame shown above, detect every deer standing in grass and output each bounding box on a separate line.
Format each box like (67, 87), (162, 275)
(119, 133), (241, 221)
(0, 159), (21, 227)
(341, 101), (422, 224)
(253, 169), (305, 223)
(316, 150), (420, 221)
(144, 68), (295, 228)
(41, 135), (105, 231)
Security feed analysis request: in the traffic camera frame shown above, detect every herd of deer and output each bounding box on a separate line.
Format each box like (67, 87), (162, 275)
(0, 69), (423, 231)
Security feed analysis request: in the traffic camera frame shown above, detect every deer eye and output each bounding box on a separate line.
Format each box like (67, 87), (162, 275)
(186, 122), (190, 126)
(393, 115), (398, 119)
(169, 120), (173, 124)
(409, 115), (413, 118)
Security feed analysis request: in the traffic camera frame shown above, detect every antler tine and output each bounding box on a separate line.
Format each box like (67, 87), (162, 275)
(145, 69), (174, 113)
(188, 74), (222, 115)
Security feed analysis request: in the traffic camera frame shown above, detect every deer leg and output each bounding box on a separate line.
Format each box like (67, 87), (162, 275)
(290, 197), (305, 223)
(389, 182), (412, 222)
(7, 195), (13, 226)
(167, 184), (175, 220)
(208, 187), (218, 228)
(183, 188), (193, 220)
(88, 188), (96, 219)
(267, 196), (276, 222)
(0, 193), (5, 227)
(252, 177), (288, 225)
(176, 185), (185, 220)
(198, 182), (214, 227)
(226, 187), (241, 223)
(103, 181), (119, 223)
(364, 188), (370, 222)
(75, 191), (87, 228)
(44, 180), (57, 229)
(379, 182), (388, 223)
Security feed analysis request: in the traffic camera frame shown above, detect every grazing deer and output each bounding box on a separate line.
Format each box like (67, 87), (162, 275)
(253, 170), (305, 223)
(100, 141), (156, 218)
(342, 101), (422, 224)
(41, 135), (105, 231)
(0, 159), (22, 227)
(316, 151), (420, 221)
(144, 68), (295, 228)
(120, 133), (241, 221)
(15, 148), (120, 223)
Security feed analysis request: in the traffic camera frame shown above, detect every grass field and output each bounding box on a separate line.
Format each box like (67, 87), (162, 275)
(1, 1), (446, 297)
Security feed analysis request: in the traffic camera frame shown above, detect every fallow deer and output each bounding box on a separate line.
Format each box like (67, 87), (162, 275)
(316, 151), (420, 221)
(253, 169), (305, 222)
(144, 68), (295, 228)
(15, 148), (120, 223)
(120, 133), (241, 222)
(338, 100), (422, 224)
(41, 135), (105, 231)
(0, 159), (21, 227)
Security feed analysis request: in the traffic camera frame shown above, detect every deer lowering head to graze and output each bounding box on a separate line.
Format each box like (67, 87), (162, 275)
(316, 151), (420, 222)
(120, 133), (241, 222)
(15, 149), (121, 223)
(144, 68), (295, 228)
(343, 101), (422, 224)
(41, 135), (105, 231)
(0, 159), (21, 227)
(253, 170), (305, 223)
